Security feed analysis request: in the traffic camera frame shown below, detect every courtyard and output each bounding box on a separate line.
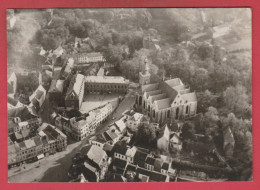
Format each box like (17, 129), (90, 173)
(79, 93), (123, 114)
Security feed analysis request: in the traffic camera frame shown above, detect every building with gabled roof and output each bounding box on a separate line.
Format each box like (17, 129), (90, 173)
(8, 71), (41, 95)
(65, 74), (85, 110)
(7, 95), (24, 110)
(157, 124), (170, 152)
(137, 60), (197, 123)
(29, 85), (46, 113)
(79, 144), (108, 182)
(123, 110), (145, 132)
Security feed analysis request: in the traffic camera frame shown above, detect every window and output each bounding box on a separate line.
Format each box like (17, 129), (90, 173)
(167, 110), (170, 118)
(176, 107), (179, 119)
(186, 106), (189, 114)
(139, 96), (142, 105)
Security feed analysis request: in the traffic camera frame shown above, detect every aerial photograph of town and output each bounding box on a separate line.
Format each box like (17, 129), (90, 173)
(7, 8), (252, 182)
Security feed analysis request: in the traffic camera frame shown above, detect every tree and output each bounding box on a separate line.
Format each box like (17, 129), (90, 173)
(137, 124), (157, 145)
(190, 67), (210, 92)
(181, 122), (195, 139)
(203, 107), (220, 137)
(135, 9), (152, 28)
(168, 22), (190, 43)
(197, 43), (214, 60)
(102, 44), (123, 67)
(223, 85), (250, 117)
(120, 48), (157, 81)
(197, 90), (218, 113)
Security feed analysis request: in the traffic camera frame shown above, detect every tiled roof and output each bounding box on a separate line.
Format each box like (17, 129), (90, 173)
(104, 128), (119, 141)
(172, 84), (186, 91)
(85, 76), (128, 84)
(14, 132), (23, 140)
(145, 89), (162, 99)
(125, 146), (137, 158)
(136, 167), (167, 182)
(8, 106), (36, 122)
(8, 83), (14, 94)
(112, 143), (128, 155)
(81, 144), (106, 166)
(165, 78), (182, 87)
(114, 158), (127, 169)
(130, 113), (143, 122)
(38, 123), (66, 139)
(91, 134), (107, 144)
(145, 156), (156, 166)
(161, 162), (169, 170)
(21, 129), (30, 138)
(35, 90), (44, 100)
(154, 98), (171, 110)
(8, 96), (18, 106)
(180, 89), (191, 94)
(157, 124), (170, 140)
(73, 74), (85, 95)
(78, 52), (103, 58)
(114, 119), (126, 132)
(24, 139), (36, 149)
(141, 83), (159, 93)
(133, 151), (148, 166)
(149, 93), (167, 103)
(103, 142), (114, 152)
(154, 158), (164, 172)
(33, 137), (43, 146)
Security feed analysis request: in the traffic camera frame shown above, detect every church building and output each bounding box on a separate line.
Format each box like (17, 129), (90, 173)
(136, 60), (197, 124)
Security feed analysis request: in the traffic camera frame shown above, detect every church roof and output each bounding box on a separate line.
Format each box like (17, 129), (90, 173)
(149, 93), (167, 103)
(142, 83), (159, 93)
(155, 98), (171, 110)
(145, 89), (162, 99)
(165, 78), (182, 87)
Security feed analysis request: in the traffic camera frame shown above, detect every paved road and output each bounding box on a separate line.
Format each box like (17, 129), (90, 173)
(94, 91), (135, 135)
(8, 91), (135, 182)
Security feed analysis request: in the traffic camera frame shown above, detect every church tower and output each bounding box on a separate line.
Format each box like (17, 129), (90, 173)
(139, 57), (151, 85)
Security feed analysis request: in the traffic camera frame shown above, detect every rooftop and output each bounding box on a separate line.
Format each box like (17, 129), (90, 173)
(85, 76), (129, 84)
(81, 144), (106, 166)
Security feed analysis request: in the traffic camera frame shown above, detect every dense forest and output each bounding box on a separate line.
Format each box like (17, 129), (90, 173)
(7, 8), (252, 179)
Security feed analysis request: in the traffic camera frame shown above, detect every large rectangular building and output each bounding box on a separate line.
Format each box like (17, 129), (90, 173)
(85, 76), (129, 94)
(76, 52), (106, 64)
(137, 69), (197, 123)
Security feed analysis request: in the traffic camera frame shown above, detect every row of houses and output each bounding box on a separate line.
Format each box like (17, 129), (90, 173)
(8, 123), (67, 167)
(53, 103), (113, 141)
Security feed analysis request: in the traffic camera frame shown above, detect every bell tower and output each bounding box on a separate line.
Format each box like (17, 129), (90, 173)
(139, 57), (151, 85)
